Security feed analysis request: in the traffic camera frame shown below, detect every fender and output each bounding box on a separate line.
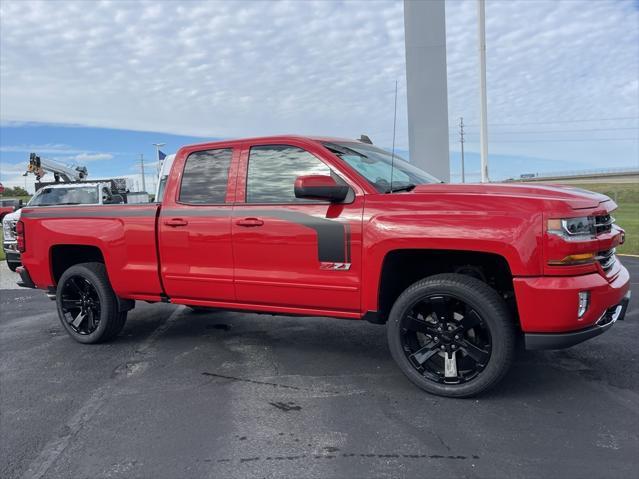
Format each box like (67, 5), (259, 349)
(360, 199), (544, 314)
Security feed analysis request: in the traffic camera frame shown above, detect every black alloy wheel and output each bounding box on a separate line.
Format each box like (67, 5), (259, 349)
(400, 294), (491, 384)
(60, 276), (102, 335)
(56, 262), (128, 344)
(387, 274), (515, 398)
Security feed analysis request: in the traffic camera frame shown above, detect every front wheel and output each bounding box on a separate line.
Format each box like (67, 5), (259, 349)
(56, 262), (127, 344)
(387, 273), (515, 398)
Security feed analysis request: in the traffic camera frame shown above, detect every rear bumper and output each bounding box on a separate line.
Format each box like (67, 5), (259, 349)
(3, 242), (20, 264)
(525, 291), (631, 350)
(15, 266), (36, 289)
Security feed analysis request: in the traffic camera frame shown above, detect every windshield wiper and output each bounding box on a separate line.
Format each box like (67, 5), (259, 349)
(387, 184), (416, 193)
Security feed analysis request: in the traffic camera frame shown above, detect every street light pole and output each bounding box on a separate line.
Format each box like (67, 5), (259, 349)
(478, 0), (489, 183)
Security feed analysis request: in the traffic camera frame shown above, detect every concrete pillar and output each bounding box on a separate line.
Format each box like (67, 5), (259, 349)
(404, 0), (450, 182)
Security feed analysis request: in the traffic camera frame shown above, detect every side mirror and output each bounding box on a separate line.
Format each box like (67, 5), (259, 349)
(294, 175), (349, 202)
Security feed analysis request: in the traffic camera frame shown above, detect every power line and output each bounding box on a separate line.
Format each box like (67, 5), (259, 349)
(462, 137), (639, 143)
(449, 116), (639, 129)
(464, 127), (639, 134)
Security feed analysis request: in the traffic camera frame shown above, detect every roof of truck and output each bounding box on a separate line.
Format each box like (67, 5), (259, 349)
(181, 135), (366, 150)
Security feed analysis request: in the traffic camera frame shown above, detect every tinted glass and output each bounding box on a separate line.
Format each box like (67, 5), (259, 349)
(247, 145), (331, 203)
(29, 186), (99, 206)
(323, 142), (440, 193)
(179, 148), (232, 204)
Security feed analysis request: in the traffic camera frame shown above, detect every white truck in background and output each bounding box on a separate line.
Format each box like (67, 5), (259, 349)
(155, 154), (175, 202)
(3, 182), (121, 271)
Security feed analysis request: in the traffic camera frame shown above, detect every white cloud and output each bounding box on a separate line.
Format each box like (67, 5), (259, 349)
(0, 0), (637, 167)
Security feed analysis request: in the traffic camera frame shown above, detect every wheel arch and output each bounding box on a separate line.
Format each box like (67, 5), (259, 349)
(50, 244), (106, 285)
(374, 249), (517, 324)
(50, 245), (135, 312)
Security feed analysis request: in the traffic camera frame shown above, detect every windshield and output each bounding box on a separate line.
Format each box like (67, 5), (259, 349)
(323, 142), (441, 193)
(29, 186), (99, 206)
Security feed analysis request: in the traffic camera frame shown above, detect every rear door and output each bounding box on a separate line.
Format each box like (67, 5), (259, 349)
(231, 141), (364, 313)
(158, 145), (238, 302)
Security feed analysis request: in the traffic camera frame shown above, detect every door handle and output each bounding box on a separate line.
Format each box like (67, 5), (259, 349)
(236, 217), (264, 227)
(164, 218), (188, 227)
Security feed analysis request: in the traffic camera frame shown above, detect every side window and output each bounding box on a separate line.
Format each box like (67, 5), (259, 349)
(179, 148), (233, 204)
(246, 145), (332, 204)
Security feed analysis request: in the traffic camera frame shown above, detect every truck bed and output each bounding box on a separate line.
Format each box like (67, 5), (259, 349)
(20, 204), (163, 301)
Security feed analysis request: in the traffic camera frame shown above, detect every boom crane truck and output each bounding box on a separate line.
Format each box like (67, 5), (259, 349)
(25, 153), (88, 183)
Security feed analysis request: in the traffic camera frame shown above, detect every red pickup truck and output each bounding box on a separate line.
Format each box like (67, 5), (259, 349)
(16, 136), (631, 397)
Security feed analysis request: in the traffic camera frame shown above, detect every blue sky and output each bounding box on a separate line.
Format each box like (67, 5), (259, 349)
(1, 0), (638, 192)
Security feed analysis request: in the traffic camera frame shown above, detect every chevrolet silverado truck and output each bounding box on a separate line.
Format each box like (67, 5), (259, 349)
(16, 136), (631, 397)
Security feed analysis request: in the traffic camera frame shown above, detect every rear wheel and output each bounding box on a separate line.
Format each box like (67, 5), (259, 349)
(387, 273), (515, 398)
(56, 262), (127, 344)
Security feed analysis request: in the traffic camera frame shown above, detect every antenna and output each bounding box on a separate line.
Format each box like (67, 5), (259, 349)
(390, 79), (398, 193)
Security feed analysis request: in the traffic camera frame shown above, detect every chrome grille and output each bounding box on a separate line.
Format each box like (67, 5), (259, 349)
(595, 214), (614, 235)
(596, 247), (616, 273)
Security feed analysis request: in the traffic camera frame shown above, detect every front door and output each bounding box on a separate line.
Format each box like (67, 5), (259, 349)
(159, 147), (237, 302)
(232, 143), (363, 313)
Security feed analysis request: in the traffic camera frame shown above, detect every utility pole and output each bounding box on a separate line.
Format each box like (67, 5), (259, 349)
(139, 154), (146, 193)
(459, 117), (466, 183)
(478, 0), (489, 183)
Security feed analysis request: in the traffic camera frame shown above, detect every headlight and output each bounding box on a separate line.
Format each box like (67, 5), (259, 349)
(547, 216), (595, 240)
(2, 220), (14, 239)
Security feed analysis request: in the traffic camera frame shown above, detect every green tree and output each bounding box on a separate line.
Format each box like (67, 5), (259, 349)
(1, 186), (29, 197)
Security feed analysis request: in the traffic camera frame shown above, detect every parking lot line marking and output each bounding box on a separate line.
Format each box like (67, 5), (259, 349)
(21, 306), (185, 479)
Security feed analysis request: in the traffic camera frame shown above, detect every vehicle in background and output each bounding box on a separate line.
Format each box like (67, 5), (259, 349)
(16, 135), (631, 397)
(125, 192), (150, 204)
(3, 182), (122, 272)
(25, 152), (88, 183)
(0, 198), (23, 222)
(155, 154), (175, 202)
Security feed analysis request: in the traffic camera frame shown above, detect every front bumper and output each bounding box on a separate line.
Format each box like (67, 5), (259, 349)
(514, 262), (631, 350)
(525, 291), (631, 350)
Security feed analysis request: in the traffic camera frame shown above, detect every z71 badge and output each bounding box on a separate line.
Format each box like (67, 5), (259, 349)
(319, 262), (352, 271)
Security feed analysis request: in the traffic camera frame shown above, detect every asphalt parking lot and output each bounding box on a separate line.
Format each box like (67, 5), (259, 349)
(1, 258), (638, 479)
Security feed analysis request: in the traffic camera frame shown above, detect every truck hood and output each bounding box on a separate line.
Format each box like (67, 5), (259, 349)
(409, 183), (610, 210)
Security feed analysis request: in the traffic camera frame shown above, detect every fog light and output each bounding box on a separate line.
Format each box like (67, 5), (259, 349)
(578, 291), (590, 319)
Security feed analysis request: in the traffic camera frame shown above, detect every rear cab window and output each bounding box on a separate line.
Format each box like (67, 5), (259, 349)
(179, 148), (233, 204)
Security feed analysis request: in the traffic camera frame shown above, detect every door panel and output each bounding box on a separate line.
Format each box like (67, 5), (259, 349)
(159, 207), (235, 301)
(232, 143), (363, 312)
(233, 203), (362, 310)
(159, 146), (237, 302)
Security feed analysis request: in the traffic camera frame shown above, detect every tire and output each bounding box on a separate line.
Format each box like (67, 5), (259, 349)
(387, 273), (515, 398)
(56, 262), (127, 344)
(7, 261), (19, 272)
